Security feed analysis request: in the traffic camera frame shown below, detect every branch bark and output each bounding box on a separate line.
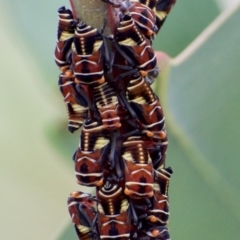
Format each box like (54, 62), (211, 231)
(69, 0), (119, 35)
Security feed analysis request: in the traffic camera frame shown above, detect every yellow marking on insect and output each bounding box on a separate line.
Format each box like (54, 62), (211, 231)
(60, 31), (74, 41)
(122, 152), (133, 161)
(118, 38), (137, 46)
(77, 225), (91, 234)
(93, 40), (103, 52)
(94, 138), (109, 149)
(153, 182), (160, 191)
(72, 104), (88, 112)
(130, 96), (147, 104)
(97, 203), (104, 214)
(155, 10), (167, 20)
(120, 199), (129, 212)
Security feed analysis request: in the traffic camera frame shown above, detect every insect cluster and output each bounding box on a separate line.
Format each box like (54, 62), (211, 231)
(54, 0), (176, 239)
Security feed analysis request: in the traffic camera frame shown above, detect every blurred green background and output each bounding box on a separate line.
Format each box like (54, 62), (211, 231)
(1, 0), (240, 239)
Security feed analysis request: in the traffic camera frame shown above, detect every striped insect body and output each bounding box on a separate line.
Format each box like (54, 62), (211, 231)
(154, 0), (176, 33)
(139, 0), (177, 34)
(125, 0), (158, 38)
(72, 21), (122, 130)
(67, 191), (99, 240)
(72, 22), (104, 85)
(133, 99), (166, 139)
(93, 82), (122, 130)
(147, 167), (173, 225)
(58, 73), (89, 132)
(126, 74), (156, 105)
(104, 0), (158, 39)
(116, 14), (158, 77)
(122, 136), (154, 198)
(125, 72), (168, 168)
(54, 1), (177, 239)
(74, 119), (110, 187)
(55, 7), (90, 133)
(55, 6), (76, 71)
(97, 177), (131, 239)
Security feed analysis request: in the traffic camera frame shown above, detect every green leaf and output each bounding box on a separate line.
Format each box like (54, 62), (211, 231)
(155, 3), (240, 239)
(153, 0), (219, 56)
(56, 222), (78, 240)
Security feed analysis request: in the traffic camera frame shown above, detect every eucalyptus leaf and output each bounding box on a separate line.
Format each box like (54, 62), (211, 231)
(156, 3), (240, 239)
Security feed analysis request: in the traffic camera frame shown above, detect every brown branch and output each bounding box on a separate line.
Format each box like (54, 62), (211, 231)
(69, 0), (119, 35)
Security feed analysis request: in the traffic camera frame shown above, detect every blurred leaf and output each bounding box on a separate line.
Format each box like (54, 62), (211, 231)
(46, 119), (80, 160)
(57, 222), (78, 240)
(153, 0), (219, 56)
(154, 4), (240, 239)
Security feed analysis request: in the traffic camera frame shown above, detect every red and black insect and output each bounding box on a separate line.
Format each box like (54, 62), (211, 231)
(147, 167), (172, 225)
(67, 191), (99, 240)
(97, 176), (131, 239)
(72, 21), (122, 130)
(135, 0), (176, 34)
(154, 0), (177, 33)
(130, 96), (168, 169)
(102, 0), (158, 39)
(103, 0), (177, 47)
(131, 168), (172, 239)
(72, 21), (104, 85)
(54, 0), (177, 239)
(55, 7), (89, 132)
(125, 72), (168, 169)
(116, 13), (158, 77)
(54, 6), (75, 72)
(93, 81), (122, 130)
(58, 73), (89, 132)
(121, 135), (154, 199)
(127, 0), (158, 38)
(73, 118), (110, 187)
